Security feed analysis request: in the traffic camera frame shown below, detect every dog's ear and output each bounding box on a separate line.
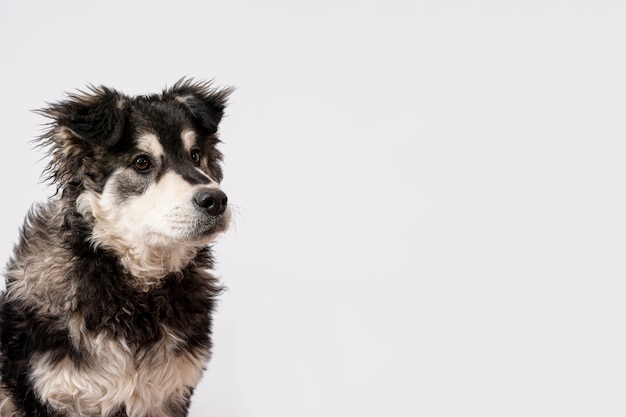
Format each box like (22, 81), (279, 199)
(36, 86), (130, 188)
(43, 86), (129, 148)
(165, 79), (233, 134)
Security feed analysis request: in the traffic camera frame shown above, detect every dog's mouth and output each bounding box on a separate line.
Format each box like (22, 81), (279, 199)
(189, 210), (231, 242)
(197, 218), (228, 237)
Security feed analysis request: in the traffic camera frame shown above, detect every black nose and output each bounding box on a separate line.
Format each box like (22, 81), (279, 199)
(194, 189), (228, 216)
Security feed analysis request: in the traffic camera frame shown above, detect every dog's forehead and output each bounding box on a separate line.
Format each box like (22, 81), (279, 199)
(130, 99), (199, 150)
(133, 129), (197, 155)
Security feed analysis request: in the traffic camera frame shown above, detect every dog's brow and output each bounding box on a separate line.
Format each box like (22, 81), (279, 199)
(136, 133), (164, 157)
(181, 129), (197, 153)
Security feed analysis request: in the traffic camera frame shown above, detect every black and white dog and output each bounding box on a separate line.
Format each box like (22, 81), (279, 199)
(0, 79), (233, 416)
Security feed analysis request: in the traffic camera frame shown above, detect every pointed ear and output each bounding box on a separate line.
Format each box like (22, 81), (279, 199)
(165, 79), (234, 134)
(42, 86), (129, 147)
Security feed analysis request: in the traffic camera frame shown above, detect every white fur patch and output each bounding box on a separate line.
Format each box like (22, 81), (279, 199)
(180, 129), (196, 153)
(31, 330), (206, 417)
(0, 392), (17, 417)
(136, 133), (164, 159)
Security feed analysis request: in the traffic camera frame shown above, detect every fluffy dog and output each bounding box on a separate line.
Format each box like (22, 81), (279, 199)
(0, 79), (233, 417)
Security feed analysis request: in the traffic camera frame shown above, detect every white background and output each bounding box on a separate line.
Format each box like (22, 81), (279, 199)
(1, 1), (625, 416)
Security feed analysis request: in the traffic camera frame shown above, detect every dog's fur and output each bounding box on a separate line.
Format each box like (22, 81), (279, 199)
(0, 79), (233, 417)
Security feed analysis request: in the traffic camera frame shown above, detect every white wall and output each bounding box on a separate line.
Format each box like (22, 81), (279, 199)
(1, 1), (625, 416)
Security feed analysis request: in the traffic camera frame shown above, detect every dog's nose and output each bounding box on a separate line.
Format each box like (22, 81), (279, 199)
(194, 189), (228, 216)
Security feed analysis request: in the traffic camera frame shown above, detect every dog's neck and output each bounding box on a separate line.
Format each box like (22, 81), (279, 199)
(107, 243), (201, 289)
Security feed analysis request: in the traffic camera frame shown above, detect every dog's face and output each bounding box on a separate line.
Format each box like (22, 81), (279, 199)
(78, 97), (231, 249)
(41, 80), (233, 279)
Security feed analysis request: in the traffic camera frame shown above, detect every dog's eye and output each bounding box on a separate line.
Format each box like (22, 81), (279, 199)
(132, 155), (152, 172)
(190, 149), (201, 166)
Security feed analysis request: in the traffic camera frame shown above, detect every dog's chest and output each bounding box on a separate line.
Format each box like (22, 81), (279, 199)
(28, 275), (212, 416)
(30, 329), (207, 416)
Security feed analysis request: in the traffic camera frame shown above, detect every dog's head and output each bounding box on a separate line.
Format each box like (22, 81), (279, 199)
(39, 79), (233, 281)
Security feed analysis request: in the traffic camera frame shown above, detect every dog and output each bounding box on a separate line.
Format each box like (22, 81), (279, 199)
(0, 79), (233, 417)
